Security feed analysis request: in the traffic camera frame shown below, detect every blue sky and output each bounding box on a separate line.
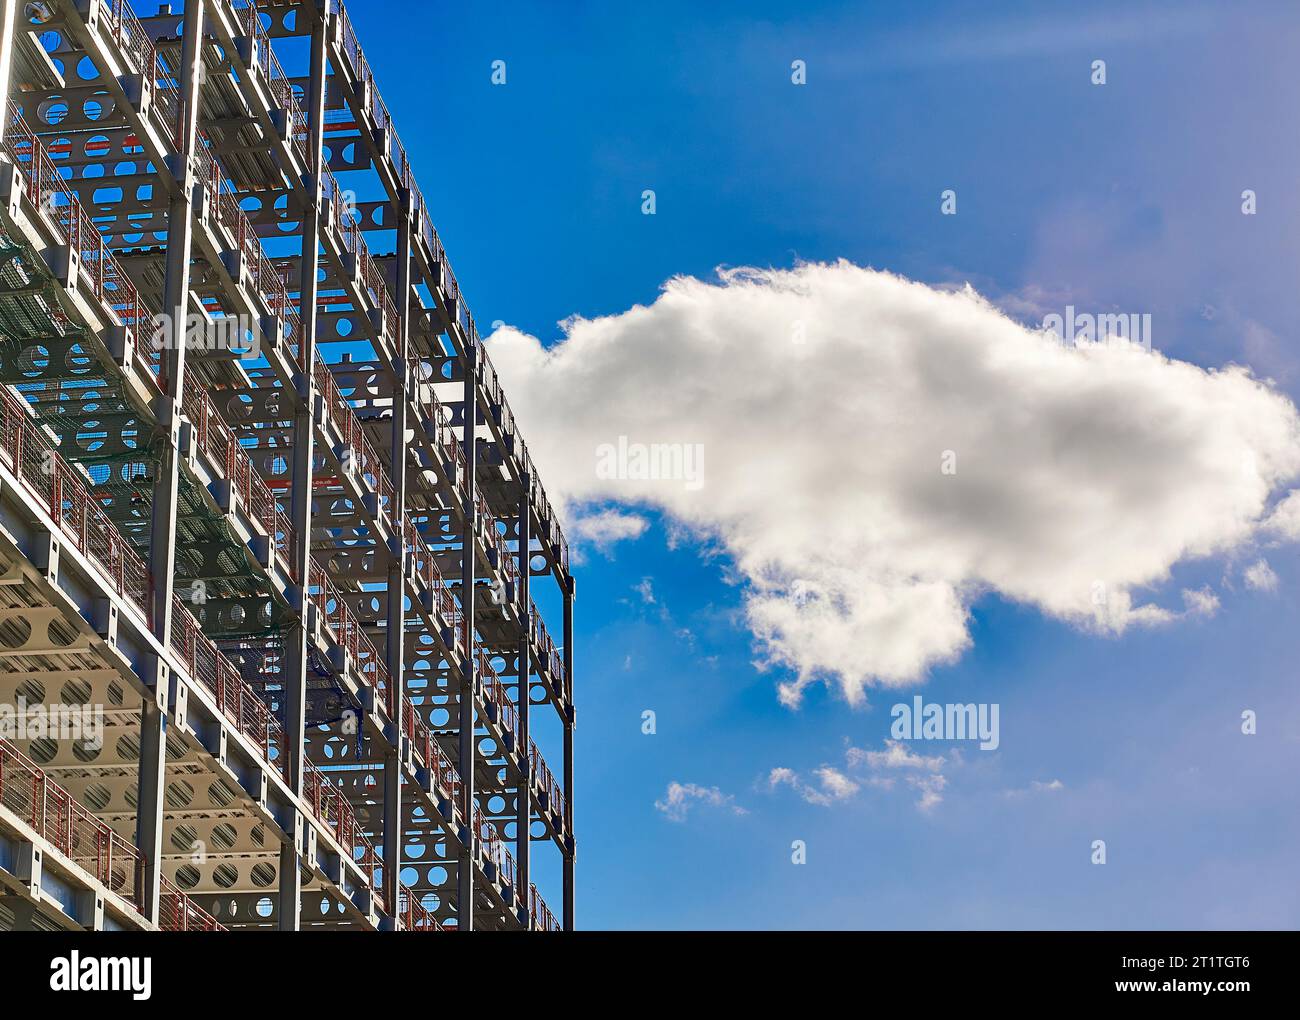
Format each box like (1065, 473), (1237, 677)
(353, 0), (1300, 928)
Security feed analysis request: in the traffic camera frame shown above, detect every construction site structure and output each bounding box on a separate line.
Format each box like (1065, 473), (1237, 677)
(0, 0), (575, 931)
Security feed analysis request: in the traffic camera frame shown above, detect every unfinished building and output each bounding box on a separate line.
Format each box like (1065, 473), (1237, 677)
(0, 0), (574, 931)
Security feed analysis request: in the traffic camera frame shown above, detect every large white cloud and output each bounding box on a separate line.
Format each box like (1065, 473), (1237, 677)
(487, 261), (1300, 704)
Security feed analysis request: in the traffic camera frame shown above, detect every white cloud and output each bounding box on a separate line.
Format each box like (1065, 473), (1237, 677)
(767, 765), (859, 806)
(654, 781), (746, 822)
(847, 739), (945, 772)
(848, 740), (950, 811)
(488, 262), (1300, 704)
(1265, 491), (1300, 539)
(814, 766), (860, 800)
(570, 508), (648, 553)
(773, 739), (951, 810)
(910, 773), (947, 812)
(1243, 558), (1279, 592)
(1005, 778), (1066, 798)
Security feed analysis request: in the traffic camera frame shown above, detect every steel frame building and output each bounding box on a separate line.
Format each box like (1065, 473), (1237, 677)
(0, 0), (574, 932)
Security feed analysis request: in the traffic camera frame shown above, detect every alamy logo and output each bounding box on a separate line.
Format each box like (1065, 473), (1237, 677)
(149, 311), (261, 360)
(1041, 305), (1152, 350)
(0, 698), (103, 750)
(891, 696), (1000, 750)
(50, 952), (151, 1000)
(595, 436), (705, 491)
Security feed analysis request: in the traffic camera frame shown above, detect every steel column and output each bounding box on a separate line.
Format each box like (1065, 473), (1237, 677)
(515, 475), (531, 924)
(563, 575), (575, 930)
(457, 339), (477, 931)
(277, 2), (331, 931)
(381, 185), (413, 921)
(0, 0), (17, 141)
(138, 0), (205, 927)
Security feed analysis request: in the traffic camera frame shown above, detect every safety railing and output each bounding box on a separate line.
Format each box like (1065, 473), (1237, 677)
(477, 643), (563, 820)
(528, 598), (566, 692)
(319, 167), (400, 346)
(475, 808), (517, 892)
(479, 341), (517, 449)
(195, 144), (399, 549)
(529, 738), (566, 825)
(307, 562), (394, 716)
(231, 0), (310, 163)
(529, 883), (560, 933)
(96, 1), (160, 115)
(415, 374), (469, 502)
(444, 434), (469, 500)
(4, 107), (300, 583)
(3, 103), (150, 339)
(334, 2), (486, 358)
(519, 441), (570, 576)
(302, 759), (382, 909)
(405, 521), (467, 653)
(0, 739), (145, 914)
(179, 383), (296, 577)
(170, 593), (292, 781)
(477, 495), (519, 588)
(313, 359), (394, 525)
(158, 874), (227, 931)
(478, 646), (518, 740)
(0, 387), (152, 621)
(396, 885), (444, 931)
(400, 698), (462, 811)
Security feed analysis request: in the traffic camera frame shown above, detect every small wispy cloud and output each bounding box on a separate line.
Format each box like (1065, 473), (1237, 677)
(1243, 558), (1279, 592)
(770, 739), (952, 811)
(571, 508), (648, 556)
(655, 781), (747, 822)
(767, 765), (859, 806)
(1004, 778), (1066, 798)
(846, 739), (945, 772)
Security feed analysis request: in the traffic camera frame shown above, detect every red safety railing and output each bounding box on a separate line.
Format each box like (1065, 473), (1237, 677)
(477, 495), (519, 588)
(319, 166), (399, 351)
(528, 597), (566, 692)
(414, 373), (464, 485)
(476, 642), (565, 824)
(0, 387), (152, 621)
(96, 1), (160, 111)
(179, 384), (296, 578)
(169, 593), (292, 782)
(302, 760), (383, 910)
(529, 883), (560, 933)
(400, 698), (462, 811)
(475, 808), (517, 892)
(3, 103), (149, 337)
(529, 738), (566, 826)
(307, 562), (394, 716)
(396, 885), (444, 931)
(232, 1), (310, 163)
(158, 874), (226, 931)
(0, 739), (145, 913)
(478, 646), (518, 740)
(5, 108), (301, 585)
(405, 521), (466, 653)
(519, 445), (570, 576)
(313, 359), (394, 524)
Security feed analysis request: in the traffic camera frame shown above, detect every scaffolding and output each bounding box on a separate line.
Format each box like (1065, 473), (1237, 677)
(0, 0), (574, 931)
